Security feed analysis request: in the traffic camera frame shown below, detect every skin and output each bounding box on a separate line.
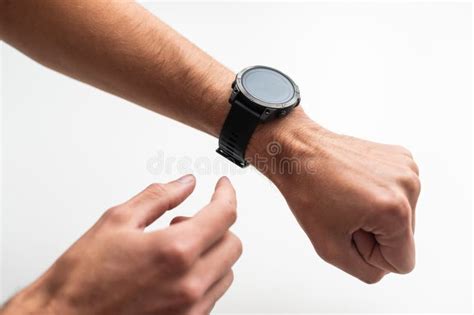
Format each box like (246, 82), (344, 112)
(250, 116), (420, 282)
(1, 175), (242, 315)
(0, 0), (421, 313)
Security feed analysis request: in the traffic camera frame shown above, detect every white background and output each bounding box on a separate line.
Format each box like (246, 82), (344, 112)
(1, 2), (472, 313)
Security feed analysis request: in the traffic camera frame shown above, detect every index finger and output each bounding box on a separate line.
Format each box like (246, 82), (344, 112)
(171, 176), (237, 255)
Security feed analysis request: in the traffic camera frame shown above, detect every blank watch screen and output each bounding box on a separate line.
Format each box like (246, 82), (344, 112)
(241, 67), (294, 104)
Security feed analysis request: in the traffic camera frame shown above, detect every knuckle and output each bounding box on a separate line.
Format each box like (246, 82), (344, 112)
(377, 191), (411, 224)
(317, 249), (333, 264)
(405, 171), (421, 194)
(409, 160), (420, 175)
(228, 270), (235, 284)
(212, 198), (237, 224)
(235, 237), (243, 257)
(362, 270), (386, 284)
(394, 145), (413, 158)
(402, 260), (416, 274)
(221, 199), (237, 223)
(400, 168), (420, 192)
(315, 242), (337, 264)
(145, 183), (168, 199)
(101, 206), (125, 223)
(161, 241), (193, 271)
(188, 310), (204, 315)
(230, 233), (243, 258)
(175, 278), (204, 304)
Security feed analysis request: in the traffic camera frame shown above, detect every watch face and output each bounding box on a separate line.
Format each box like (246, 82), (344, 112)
(239, 66), (297, 108)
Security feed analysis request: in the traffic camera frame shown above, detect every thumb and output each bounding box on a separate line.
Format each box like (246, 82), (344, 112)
(352, 228), (415, 274)
(125, 174), (196, 228)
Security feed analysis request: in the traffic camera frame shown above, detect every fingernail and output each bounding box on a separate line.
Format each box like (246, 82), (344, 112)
(177, 174), (195, 184)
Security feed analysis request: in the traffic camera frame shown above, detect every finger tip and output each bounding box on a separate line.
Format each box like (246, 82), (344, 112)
(221, 175), (230, 182)
(176, 174), (196, 185)
(216, 176), (236, 194)
(214, 176), (226, 188)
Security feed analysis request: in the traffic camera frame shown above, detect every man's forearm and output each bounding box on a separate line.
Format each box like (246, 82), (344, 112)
(0, 0), (235, 136)
(0, 0), (313, 172)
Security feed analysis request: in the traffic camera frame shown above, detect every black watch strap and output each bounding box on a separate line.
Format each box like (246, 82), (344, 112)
(216, 100), (260, 167)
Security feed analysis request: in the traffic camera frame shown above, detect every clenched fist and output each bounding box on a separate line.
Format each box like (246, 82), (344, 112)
(250, 108), (420, 283)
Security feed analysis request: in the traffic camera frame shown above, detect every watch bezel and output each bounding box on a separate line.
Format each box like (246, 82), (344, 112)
(235, 65), (300, 110)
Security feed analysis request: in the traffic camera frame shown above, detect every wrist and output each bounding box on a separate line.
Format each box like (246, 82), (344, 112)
(246, 107), (328, 183)
(1, 276), (68, 315)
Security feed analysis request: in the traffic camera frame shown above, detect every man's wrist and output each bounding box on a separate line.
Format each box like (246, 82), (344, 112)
(211, 74), (329, 179)
(1, 278), (65, 315)
(246, 107), (327, 182)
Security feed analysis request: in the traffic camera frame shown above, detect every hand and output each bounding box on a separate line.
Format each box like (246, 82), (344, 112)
(249, 109), (420, 283)
(1, 175), (242, 315)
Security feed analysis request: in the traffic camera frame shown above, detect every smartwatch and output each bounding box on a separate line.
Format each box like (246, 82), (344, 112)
(216, 65), (301, 167)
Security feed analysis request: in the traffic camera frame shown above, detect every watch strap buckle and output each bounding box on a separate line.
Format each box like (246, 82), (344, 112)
(216, 147), (249, 168)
